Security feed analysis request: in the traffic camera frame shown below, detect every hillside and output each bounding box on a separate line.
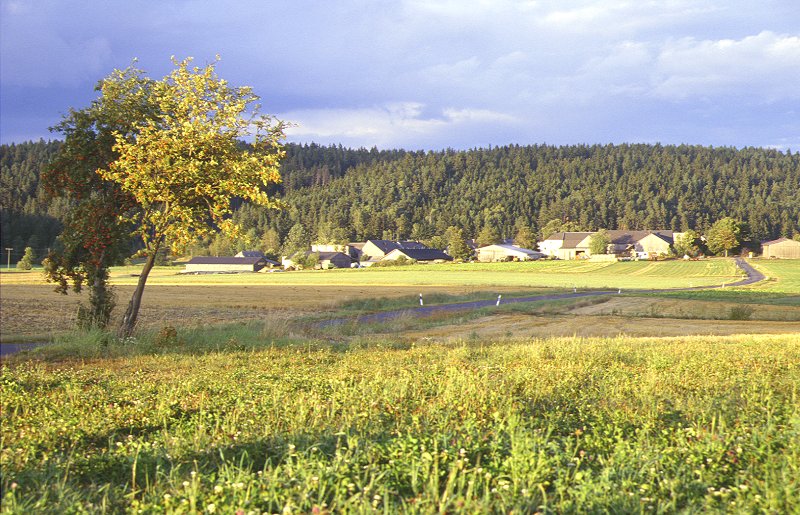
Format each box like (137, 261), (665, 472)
(2, 141), (798, 259)
(271, 144), (799, 243)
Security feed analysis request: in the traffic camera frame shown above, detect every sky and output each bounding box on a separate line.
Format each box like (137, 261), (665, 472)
(2, 0), (799, 151)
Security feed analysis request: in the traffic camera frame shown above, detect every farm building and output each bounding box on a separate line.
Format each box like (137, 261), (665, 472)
(382, 248), (453, 263)
(538, 232), (593, 259)
(184, 256), (275, 273)
(476, 244), (544, 262)
(358, 239), (428, 260)
(235, 250), (266, 258)
(606, 230), (675, 258)
(539, 230), (675, 259)
(762, 238), (800, 259)
(282, 251), (353, 269)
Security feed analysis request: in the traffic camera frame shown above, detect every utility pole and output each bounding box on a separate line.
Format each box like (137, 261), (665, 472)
(5, 248), (12, 269)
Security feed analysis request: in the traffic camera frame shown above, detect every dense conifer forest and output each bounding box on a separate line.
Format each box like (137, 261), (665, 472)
(2, 140), (798, 262)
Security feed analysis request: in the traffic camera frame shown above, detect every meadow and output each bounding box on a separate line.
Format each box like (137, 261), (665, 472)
(2, 258), (799, 512)
(103, 259), (742, 290)
(0, 258), (747, 342)
(2, 335), (798, 513)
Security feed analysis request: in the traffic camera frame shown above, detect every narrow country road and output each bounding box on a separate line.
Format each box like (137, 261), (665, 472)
(320, 257), (765, 327)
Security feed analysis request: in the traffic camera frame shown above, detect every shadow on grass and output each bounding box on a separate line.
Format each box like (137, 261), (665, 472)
(7, 294), (609, 362)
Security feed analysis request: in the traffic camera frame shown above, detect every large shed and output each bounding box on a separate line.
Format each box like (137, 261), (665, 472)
(382, 248), (453, 263)
(184, 256), (272, 273)
(762, 238), (800, 259)
(476, 244), (544, 262)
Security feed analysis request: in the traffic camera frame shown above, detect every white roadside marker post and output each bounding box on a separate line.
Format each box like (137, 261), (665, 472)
(419, 293), (423, 306)
(496, 294), (502, 306)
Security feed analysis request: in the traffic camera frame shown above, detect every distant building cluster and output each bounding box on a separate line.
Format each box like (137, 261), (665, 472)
(181, 232), (800, 274)
(538, 230), (676, 260)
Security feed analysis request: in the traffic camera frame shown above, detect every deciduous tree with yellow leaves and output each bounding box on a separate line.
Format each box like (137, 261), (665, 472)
(94, 57), (285, 337)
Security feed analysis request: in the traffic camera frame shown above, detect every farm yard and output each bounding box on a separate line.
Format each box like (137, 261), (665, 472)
(1, 258), (799, 512)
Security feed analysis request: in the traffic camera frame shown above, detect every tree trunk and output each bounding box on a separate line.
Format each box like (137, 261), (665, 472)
(118, 248), (158, 339)
(89, 266), (114, 329)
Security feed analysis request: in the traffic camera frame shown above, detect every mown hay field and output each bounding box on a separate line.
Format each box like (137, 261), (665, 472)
(2, 334), (798, 513)
(98, 259), (741, 290)
(749, 259), (800, 293)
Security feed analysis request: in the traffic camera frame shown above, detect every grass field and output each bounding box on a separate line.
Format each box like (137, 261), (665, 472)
(96, 259), (741, 290)
(1, 258), (745, 342)
(749, 259), (800, 293)
(2, 334), (798, 513)
(2, 259), (799, 512)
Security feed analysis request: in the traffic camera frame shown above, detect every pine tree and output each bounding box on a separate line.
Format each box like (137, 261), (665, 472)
(16, 246), (35, 270)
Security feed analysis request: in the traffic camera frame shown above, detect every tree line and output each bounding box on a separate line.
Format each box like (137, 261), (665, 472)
(241, 143), (800, 255)
(2, 140), (799, 263)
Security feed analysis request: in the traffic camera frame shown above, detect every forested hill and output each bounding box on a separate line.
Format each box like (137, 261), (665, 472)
(270, 143), (799, 243)
(2, 141), (799, 260)
(0, 140), (65, 263)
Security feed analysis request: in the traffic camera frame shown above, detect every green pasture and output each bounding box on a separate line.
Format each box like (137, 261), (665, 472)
(2, 334), (798, 513)
(108, 258), (742, 290)
(650, 259), (800, 306)
(749, 259), (800, 293)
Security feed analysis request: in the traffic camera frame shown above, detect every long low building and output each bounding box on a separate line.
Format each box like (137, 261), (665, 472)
(538, 230), (676, 259)
(476, 244), (544, 262)
(382, 248), (453, 263)
(762, 238), (800, 258)
(184, 256), (276, 273)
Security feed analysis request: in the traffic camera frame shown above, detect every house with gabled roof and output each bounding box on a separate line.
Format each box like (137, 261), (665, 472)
(538, 232), (594, 259)
(538, 230), (676, 259)
(356, 239), (428, 261)
(282, 251), (353, 269)
(382, 248), (453, 263)
(606, 230), (675, 258)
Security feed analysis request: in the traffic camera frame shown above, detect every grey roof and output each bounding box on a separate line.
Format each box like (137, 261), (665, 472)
(762, 237), (797, 245)
(606, 230), (674, 245)
(545, 230), (674, 248)
(481, 244), (543, 255)
(398, 240), (429, 249)
(187, 256), (266, 265)
(391, 248), (453, 261)
(544, 232), (594, 248)
(236, 250), (266, 258)
(316, 251), (353, 261)
(366, 239), (428, 253)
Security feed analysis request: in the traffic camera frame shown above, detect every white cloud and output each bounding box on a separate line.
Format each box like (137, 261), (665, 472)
(652, 31), (800, 101)
(280, 102), (518, 148)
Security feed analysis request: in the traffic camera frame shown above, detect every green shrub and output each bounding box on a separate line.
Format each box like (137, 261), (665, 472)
(728, 305), (755, 320)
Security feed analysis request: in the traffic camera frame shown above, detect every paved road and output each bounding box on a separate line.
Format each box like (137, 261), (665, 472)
(321, 257), (765, 327)
(0, 342), (49, 358)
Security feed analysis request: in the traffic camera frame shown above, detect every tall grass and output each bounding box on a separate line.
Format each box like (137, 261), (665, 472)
(2, 334), (798, 513)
